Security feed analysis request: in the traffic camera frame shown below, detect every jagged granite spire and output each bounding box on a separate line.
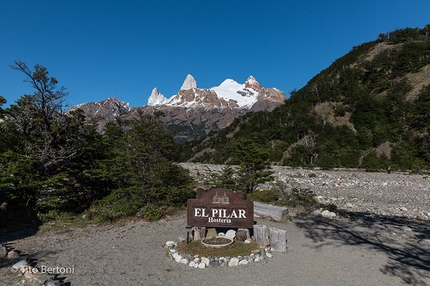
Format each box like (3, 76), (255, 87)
(180, 74), (197, 90)
(147, 87), (168, 106)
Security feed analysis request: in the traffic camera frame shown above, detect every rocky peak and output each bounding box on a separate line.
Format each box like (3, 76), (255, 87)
(147, 88), (168, 106)
(180, 74), (197, 90)
(244, 75), (262, 92)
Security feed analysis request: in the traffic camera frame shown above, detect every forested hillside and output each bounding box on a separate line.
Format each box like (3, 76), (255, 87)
(0, 62), (193, 223)
(180, 26), (430, 172)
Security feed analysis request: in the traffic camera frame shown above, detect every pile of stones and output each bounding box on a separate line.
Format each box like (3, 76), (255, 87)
(166, 246), (272, 268)
(1, 244), (60, 286)
(165, 228), (273, 269)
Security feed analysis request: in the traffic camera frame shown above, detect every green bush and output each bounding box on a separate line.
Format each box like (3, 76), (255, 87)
(277, 188), (319, 214)
(247, 189), (279, 203)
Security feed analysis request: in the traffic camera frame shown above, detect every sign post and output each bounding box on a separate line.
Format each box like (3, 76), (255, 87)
(187, 188), (254, 228)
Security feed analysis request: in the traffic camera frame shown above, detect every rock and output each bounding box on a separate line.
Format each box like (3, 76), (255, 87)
(0, 245), (7, 258)
(228, 257), (239, 267)
(189, 261), (196, 267)
(11, 258), (28, 273)
(165, 241), (175, 247)
(419, 239), (430, 246)
(210, 261), (220, 267)
(321, 210), (336, 219)
(206, 228), (217, 239)
(239, 259), (249, 265)
(45, 280), (61, 286)
(198, 262), (206, 269)
(236, 228), (250, 242)
(173, 253), (182, 263)
(311, 209), (322, 216)
(244, 239), (251, 244)
(400, 226), (412, 232)
(225, 229), (236, 240)
(201, 257), (210, 267)
(7, 250), (20, 261)
(180, 258), (189, 264)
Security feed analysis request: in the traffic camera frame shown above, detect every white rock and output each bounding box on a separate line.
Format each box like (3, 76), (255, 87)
(201, 257), (210, 267)
(11, 258), (28, 273)
(189, 261), (196, 267)
(173, 253), (182, 263)
(419, 239), (430, 246)
(225, 230), (236, 240)
(180, 258), (189, 264)
(321, 210), (336, 219)
(244, 239), (251, 244)
(165, 241), (176, 247)
(266, 252), (273, 258)
(311, 209), (322, 216)
(239, 260), (249, 265)
(228, 257), (239, 267)
(198, 262), (206, 269)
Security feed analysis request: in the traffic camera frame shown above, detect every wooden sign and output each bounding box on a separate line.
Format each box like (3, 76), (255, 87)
(187, 188), (254, 228)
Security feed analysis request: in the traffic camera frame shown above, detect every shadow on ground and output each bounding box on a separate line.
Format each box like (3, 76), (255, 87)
(0, 210), (41, 269)
(294, 212), (430, 286)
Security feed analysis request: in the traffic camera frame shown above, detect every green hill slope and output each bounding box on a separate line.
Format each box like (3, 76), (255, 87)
(180, 25), (430, 172)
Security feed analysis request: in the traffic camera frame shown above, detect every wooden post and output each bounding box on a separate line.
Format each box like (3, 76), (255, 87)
(191, 226), (206, 241)
(253, 224), (269, 248)
(269, 227), (287, 252)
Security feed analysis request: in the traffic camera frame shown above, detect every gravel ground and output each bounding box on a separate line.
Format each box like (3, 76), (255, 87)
(181, 163), (430, 220)
(1, 164), (429, 285)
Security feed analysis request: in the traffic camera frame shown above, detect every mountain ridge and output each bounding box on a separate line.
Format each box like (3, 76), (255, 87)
(70, 74), (286, 141)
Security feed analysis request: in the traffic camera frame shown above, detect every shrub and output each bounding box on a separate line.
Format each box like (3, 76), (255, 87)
(277, 188), (319, 214)
(247, 189), (279, 203)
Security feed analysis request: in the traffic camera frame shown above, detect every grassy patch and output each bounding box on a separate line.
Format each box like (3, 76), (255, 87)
(175, 240), (260, 257)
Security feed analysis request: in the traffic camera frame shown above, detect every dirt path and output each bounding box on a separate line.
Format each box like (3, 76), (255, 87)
(2, 213), (429, 286)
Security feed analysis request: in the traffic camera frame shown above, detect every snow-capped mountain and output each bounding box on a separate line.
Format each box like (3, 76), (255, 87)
(147, 74), (284, 111)
(70, 74), (286, 142)
(147, 88), (168, 106)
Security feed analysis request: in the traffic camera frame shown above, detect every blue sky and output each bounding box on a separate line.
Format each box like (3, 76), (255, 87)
(1, 1), (430, 108)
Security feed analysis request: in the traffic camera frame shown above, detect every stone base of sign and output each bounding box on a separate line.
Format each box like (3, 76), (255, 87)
(206, 228), (218, 239)
(236, 228), (251, 242)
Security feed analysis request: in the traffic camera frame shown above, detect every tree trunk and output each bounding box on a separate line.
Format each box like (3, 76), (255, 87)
(253, 224), (269, 248)
(269, 227), (287, 252)
(254, 202), (288, 222)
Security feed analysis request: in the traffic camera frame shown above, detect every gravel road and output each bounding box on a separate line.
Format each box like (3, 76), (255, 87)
(1, 164), (429, 285)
